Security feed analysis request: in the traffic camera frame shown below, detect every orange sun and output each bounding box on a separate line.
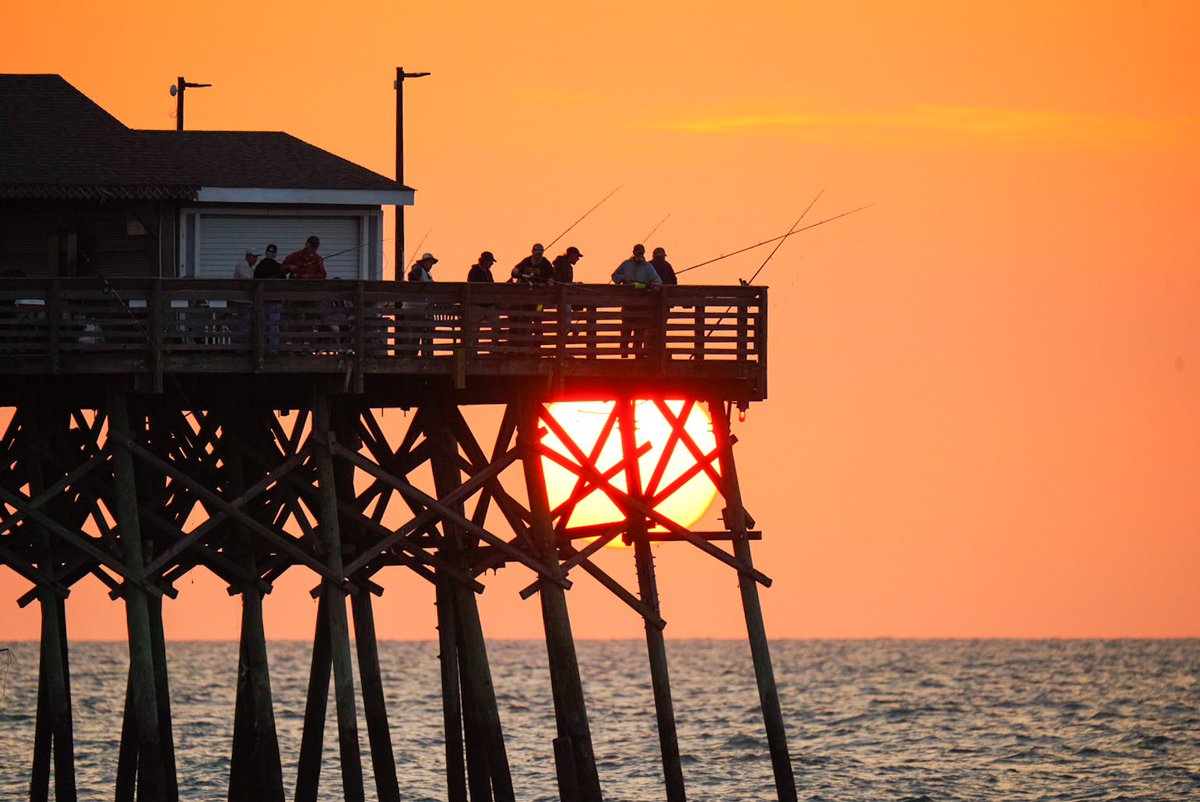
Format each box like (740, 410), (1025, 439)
(541, 400), (720, 543)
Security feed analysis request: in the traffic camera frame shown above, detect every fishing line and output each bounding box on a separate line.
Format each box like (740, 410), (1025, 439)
(642, 213), (671, 243)
(545, 185), (622, 250)
(681, 205), (868, 277)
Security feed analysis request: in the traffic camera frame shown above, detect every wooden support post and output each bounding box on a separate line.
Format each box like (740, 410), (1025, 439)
(709, 400), (797, 802)
(223, 412), (283, 802)
(295, 595), (331, 802)
(229, 615), (256, 799)
(435, 579), (468, 802)
(517, 399), (603, 802)
(26, 414), (77, 802)
(332, 403), (402, 802)
(429, 408), (514, 802)
(228, 588), (283, 802)
(147, 595), (180, 802)
(30, 638), (51, 802)
(115, 671), (136, 802)
(108, 393), (167, 801)
(351, 575), (402, 802)
(454, 593), (493, 802)
(618, 398), (687, 802)
(311, 392), (366, 802)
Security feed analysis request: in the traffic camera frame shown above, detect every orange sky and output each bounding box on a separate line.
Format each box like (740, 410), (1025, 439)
(2, 0), (1199, 640)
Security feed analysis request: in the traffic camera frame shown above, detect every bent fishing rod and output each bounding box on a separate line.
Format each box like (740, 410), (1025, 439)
(745, 189), (823, 286)
(544, 185), (622, 250)
(642, 213), (671, 243)
(701, 191), (824, 342)
(405, 228), (432, 270)
(677, 203), (873, 276)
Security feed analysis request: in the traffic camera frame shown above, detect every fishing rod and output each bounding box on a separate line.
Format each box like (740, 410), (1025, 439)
(278, 238), (393, 273)
(545, 185), (622, 250)
(676, 203), (873, 276)
(745, 189), (822, 286)
(642, 213), (671, 243)
(702, 193), (823, 342)
(406, 228), (432, 270)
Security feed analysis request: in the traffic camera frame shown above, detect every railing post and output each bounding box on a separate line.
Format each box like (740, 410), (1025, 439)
(149, 280), (163, 392)
(47, 279), (60, 373)
(354, 282), (366, 391)
(655, 287), (669, 370)
(252, 280), (265, 371)
(737, 294), (749, 362)
(556, 282), (569, 370)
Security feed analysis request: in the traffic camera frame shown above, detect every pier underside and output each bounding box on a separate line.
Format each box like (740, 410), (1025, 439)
(0, 279), (793, 802)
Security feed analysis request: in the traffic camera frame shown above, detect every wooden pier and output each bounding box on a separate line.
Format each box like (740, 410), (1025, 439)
(0, 278), (795, 801)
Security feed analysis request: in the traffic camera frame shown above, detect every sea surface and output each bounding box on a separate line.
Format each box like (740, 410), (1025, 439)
(0, 639), (1197, 801)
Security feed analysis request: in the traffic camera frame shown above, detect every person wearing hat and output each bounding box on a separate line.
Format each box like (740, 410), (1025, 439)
(612, 244), (661, 288)
(233, 247), (258, 279)
(612, 244), (661, 356)
(283, 235), (326, 280)
(650, 246), (677, 286)
(468, 251), (497, 283)
(510, 243), (553, 285)
(552, 246), (583, 284)
(408, 252), (438, 282)
(254, 243), (286, 279)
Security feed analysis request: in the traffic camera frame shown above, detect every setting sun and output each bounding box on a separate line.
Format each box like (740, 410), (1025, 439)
(541, 400), (720, 539)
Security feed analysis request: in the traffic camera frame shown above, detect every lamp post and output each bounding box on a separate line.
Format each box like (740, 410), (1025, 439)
(395, 67), (430, 281)
(169, 77), (212, 131)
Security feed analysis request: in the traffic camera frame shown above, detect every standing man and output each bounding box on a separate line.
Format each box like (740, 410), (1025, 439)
(510, 243), (553, 285)
(254, 243), (286, 279)
(552, 246), (583, 284)
(405, 252), (437, 357)
(408, 252), (438, 282)
(282, 235), (327, 280)
(468, 251), (497, 283)
(233, 247), (258, 279)
(650, 246), (678, 285)
(611, 244), (661, 287)
(611, 244), (661, 356)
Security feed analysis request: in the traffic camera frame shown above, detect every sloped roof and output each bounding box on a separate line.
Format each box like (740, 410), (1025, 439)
(0, 74), (410, 201)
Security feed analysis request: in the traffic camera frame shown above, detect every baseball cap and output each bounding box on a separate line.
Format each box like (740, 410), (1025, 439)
(245, 247), (260, 256)
(422, 252), (438, 263)
(566, 246), (583, 257)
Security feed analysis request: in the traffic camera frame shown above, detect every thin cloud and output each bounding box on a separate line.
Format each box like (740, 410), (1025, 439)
(641, 105), (1182, 147)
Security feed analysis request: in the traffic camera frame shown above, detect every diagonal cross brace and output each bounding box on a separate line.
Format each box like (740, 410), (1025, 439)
(518, 522), (625, 600)
(340, 445), (522, 578)
(0, 539), (71, 599)
(537, 442), (772, 587)
(109, 432), (348, 589)
(561, 540), (666, 629)
(0, 452), (109, 539)
(143, 446), (310, 576)
(332, 441), (570, 589)
(0, 483), (162, 597)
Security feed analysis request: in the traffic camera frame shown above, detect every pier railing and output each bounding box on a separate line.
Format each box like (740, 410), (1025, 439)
(0, 279), (766, 395)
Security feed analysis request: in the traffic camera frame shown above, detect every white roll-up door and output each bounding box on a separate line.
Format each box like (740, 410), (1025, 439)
(195, 214), (363, 279)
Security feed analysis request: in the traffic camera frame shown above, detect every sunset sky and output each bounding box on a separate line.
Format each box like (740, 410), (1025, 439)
(2, 1), (1199, 640)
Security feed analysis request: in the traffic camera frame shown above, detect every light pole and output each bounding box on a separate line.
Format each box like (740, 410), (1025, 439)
(169, 77), (212, 131)
(395, 67), (430, 280)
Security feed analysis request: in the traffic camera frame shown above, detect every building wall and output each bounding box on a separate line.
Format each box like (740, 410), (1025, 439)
(0, 200), (177, 278)
(179, 205), (383, 279)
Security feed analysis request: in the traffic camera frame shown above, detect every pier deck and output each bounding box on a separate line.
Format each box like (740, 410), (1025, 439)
(0, 279), (766, 405)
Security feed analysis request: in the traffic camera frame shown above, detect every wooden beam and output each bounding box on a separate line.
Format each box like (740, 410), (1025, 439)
(709, 398), (796, 802)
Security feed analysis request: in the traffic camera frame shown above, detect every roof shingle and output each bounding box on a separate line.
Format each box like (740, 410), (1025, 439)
(0, 75), (409, 200)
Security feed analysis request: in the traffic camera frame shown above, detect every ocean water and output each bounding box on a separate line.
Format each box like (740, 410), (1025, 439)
(0, 639), (1197, 801)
